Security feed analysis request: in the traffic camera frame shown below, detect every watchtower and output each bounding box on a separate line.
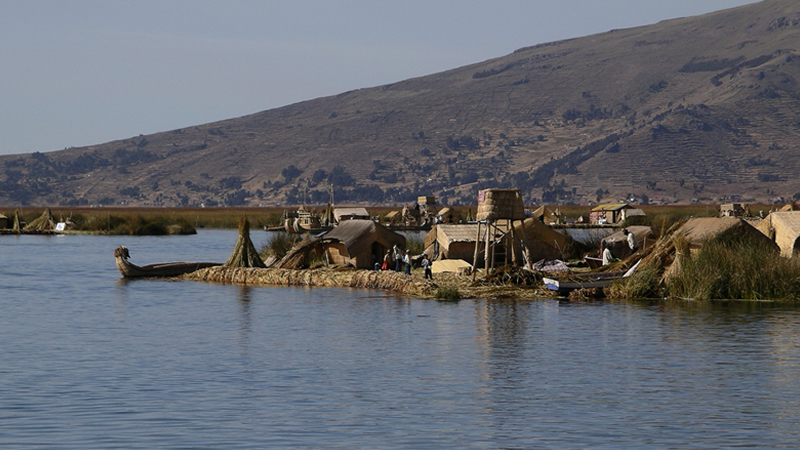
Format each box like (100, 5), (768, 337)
(472, 189), (528, 278)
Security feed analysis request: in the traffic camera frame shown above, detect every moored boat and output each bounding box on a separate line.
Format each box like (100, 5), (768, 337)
(542, 271), (624, 295)
(114, 246), (221, 278)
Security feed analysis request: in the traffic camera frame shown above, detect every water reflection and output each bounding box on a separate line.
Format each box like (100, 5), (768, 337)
(237, 285), (254, 355)
(6, 231), (800, 448)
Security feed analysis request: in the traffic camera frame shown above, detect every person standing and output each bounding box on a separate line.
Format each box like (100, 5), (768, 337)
(403, 250), (412, 275)
(382, 250), (391, 270)
(393, 245), (403, 271)
(421, 253), (432, 279)
(623, 228), (638, 257)
(602, 243), (614, 266)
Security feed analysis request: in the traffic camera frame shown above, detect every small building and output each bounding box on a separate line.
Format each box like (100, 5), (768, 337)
(621, 208), (646, 223)
(589, 203), (632, 224)
(320, 220), (405, 269)
(0, 214), (8, 229)
(334, 207), (370, 222)
(424, 219), (568, 266)
(720, 203), (746, 217)
(756, 211), (800, 258)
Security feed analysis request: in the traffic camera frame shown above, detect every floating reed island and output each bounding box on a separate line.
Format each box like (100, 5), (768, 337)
(182, 216), (440, 298)
(177, 216), (552, 300)
(121, 211), (800, 302)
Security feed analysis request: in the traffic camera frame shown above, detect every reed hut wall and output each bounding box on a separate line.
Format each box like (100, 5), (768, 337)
(424, 224), (483, 263)
(321, 220), (405, 269)
(476, 189), (525, 221)
(0, 215), (8, 229)
(756, 211), (800, 258)
(512, 218), (567, 261)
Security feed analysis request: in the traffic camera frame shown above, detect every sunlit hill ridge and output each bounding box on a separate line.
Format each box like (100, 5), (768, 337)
(2, 0), (800, 207)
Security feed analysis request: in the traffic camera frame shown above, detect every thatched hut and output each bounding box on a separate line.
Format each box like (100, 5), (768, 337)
(675, 217), (774, 251)
(531, 205), (562, 224)
(423, 224), (483, 264)
(601, 226), (657, 257)
(756, 211), (800, 258)
(512, 218), (568, 262)
(320, 220), (405, 269)
(0, 214), (8, 229)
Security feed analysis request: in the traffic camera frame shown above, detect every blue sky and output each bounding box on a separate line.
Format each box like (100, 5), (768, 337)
(0, 0), (757, 156)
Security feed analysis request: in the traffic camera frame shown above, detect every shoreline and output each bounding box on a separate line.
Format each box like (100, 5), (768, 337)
(182, 266), (555, 300)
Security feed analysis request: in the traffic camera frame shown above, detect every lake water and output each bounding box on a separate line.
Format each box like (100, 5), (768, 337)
(2, 230), (800, 449)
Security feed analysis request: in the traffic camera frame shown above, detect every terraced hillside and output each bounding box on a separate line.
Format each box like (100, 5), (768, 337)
(2, 0), (800, 206)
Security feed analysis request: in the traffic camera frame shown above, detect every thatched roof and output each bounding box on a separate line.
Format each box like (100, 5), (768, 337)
(591, 203), (630, 212)
(756, 211), (800, 257)
(676, 217), (774, 249)
(334, 207), (370, 221)
(321, 219), (405, 257)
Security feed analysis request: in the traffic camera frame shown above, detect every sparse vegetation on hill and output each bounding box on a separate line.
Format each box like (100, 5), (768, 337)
(3, 0), (800, 207)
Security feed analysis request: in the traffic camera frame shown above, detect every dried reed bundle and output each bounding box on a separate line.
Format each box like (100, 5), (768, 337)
(185, 267), (438, 297)
(24, 208), (56, 231)
(274, 237), (320, 269)
(224, 216), (266, 268)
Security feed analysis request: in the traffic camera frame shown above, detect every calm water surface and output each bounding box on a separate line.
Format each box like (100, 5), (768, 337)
(2, 230), (800, 449)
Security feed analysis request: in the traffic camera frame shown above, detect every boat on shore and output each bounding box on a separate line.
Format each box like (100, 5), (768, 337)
(543, 260), (641, 296)
(542, 271), (625, 295)
(114, 246), (221, 278)
(584, 256), (604, 269)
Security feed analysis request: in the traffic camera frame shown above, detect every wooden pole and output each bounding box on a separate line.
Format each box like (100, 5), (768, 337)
(485, 220), (492, 275)
(510, 221), (517, 266)
(472, 221), (482, 281)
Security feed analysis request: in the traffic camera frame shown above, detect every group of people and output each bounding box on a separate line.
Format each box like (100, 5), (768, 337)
(378, 244), (433, 279)
(601, 228), (639, 266)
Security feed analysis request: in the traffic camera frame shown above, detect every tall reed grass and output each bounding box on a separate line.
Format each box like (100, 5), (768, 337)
(666, 232), (800, 300)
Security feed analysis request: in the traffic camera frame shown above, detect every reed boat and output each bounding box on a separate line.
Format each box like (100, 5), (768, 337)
(114, 246), (221, 278)
(543, 260), (641, 295)
(542, 271), (624, 295)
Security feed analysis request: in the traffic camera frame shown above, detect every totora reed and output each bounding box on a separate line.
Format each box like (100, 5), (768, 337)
(184, 266), (439, 297)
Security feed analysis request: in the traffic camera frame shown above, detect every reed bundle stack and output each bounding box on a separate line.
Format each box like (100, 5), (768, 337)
(24, 208), (56, 231)
(224, 216), (266, 268)
(12, 209), (21, 231)
(184, 266), (438, 297)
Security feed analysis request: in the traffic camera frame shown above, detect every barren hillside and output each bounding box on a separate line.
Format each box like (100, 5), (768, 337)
(2, 0), (800, 207)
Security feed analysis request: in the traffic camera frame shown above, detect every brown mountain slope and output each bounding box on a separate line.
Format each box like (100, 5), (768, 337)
(3, 0), (800, 206)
